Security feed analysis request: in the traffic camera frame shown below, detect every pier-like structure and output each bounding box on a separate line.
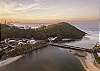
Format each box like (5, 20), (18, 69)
(49, 43), (95, 53)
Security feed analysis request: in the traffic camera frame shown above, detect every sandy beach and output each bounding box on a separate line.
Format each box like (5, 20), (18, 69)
(0, 55), (22, 67)
(76, 52), (100, 71)
(0, 48), (100, 71)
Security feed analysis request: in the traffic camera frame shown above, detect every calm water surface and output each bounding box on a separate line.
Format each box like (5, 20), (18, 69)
(0, 46), (84, 71)
(0, 21), (99, 71)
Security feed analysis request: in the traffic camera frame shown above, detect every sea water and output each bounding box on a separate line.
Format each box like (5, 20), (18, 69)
(0, 21), (99, 71)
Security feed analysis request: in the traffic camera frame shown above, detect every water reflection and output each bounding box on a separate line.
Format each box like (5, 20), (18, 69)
(0, 46), (85, 71)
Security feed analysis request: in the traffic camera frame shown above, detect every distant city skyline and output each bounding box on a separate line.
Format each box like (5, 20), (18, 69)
(0, 0), (100, 23)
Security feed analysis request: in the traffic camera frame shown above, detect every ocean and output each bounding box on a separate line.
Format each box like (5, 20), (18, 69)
(68, 21), (99, 48)
(0, 21), (99, 71)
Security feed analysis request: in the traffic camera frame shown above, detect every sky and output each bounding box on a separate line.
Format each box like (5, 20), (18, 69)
(0, 0), (100, 23)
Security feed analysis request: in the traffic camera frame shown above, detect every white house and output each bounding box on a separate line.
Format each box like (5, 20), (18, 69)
(48, 37), (58, 43)
(8, 40), (16, 43)
(28, 40), (37, 44)
(97, 52), (100, 57)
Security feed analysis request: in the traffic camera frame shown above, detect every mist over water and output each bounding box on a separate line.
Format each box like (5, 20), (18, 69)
(14, 21), (99, 48)
(64, 21), (100, 48)
(0, 47), (84, 71)
(0, 21), (99, 71)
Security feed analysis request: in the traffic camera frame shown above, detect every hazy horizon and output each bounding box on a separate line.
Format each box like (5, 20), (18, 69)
(0, 0), (99, 24)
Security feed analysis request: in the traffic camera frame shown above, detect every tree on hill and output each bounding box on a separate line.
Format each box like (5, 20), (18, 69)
(0, 22), (86, 42)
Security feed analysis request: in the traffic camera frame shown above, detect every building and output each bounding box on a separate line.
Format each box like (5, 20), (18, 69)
(97, 52), (100, 57)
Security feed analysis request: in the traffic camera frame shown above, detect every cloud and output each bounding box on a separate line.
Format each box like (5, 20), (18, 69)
(0, 0), (99, 20)
(13, 3), (40, 11)
(0, 0), (53, 17)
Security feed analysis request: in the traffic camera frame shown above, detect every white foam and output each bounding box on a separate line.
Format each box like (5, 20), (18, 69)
(0, 55), (22, 67)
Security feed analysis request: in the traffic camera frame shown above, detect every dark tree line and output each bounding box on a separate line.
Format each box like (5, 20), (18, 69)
(0, 22), (86, 42)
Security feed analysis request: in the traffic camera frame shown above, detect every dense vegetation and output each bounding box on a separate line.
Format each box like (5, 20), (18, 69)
(95, 45), (100, 52)
(1, 41), (48, 58)
(94, 45), (100, 64)
(0, 22), (86, 42)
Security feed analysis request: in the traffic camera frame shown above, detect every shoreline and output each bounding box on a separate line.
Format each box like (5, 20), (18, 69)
(0, 41), (48, 60)
(0, 42), (48, 67)
(0, 55), (22, 67)
(75, 52), (100, 71)
(0, 44), (100, 71)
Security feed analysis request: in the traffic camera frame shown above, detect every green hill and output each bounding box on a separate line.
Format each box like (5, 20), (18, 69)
(0, 22), (86, 41)
(46, 22), (86, 40)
